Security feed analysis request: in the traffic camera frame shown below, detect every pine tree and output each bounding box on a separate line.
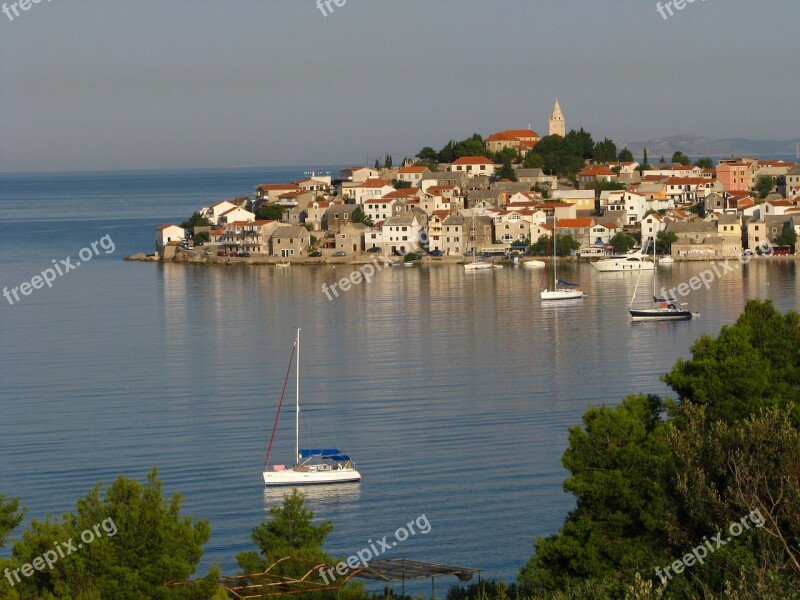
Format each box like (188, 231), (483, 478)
(642, 147), (648, 165)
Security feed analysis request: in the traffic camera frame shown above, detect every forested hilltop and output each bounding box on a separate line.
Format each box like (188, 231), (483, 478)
(2, 300), (798, 599)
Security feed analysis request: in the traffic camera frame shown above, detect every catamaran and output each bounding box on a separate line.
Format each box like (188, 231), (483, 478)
(628, 238), (695, 321)
(540, 221), (584, 301)
(262, 329), (362, 486)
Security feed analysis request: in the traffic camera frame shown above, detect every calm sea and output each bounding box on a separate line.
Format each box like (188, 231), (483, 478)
(1, 168), (798, 588)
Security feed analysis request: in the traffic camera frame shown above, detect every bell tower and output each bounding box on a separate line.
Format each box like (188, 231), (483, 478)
(549, 98), (565, 137)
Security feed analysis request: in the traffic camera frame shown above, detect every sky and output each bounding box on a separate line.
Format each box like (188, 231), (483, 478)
(1, 0), (798, 172)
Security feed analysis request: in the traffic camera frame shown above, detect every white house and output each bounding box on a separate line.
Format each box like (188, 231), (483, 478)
(396, 166), (430, 187)
(380, 215), (421, 255)
(640, 213), (666, 242)
(201, 200), (237, 224)
(353, 179), (396, 204)
(218, 206), (255, 225)
(155, 224), (185, 255)
(448, 156), (496, 178)
(363, 198), (405, 224)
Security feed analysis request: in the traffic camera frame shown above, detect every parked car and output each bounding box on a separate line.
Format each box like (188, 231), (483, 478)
(228, 252), (239, 257)
(309, 251), (322, 257)
(429, 250), (443, 257)
(366, 246), (382, 253)
(217, 251), (227, 256)
(237, 252), (251, 257)
(332, 251), (346, 257)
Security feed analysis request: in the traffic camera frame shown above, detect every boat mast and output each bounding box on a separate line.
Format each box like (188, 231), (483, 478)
(552, 212), (557, 290)
(652, 236), (657, 302)
(296, 328), (300, 464)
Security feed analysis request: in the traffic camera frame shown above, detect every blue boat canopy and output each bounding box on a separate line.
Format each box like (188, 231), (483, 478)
(299, 448), (341, 458)
(557, 280), (579, 287)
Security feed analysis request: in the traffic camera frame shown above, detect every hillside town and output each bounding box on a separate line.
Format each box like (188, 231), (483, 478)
(155, 101), (800, 262)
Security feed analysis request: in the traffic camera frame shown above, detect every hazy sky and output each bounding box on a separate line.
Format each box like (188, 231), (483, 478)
(1, 0), (798, 172)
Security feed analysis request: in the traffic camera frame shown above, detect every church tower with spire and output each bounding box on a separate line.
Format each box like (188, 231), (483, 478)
(549, 98), (565, 137)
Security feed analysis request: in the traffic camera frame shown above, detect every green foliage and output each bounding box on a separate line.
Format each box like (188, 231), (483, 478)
(777, 224), (797, 249)
(495, 158), (517, 182)
(754, 174), (775, 199)
(655, 230), (677, 254)
(524, 135), (584, 178)
(257, 204), (285, 221)
(179, 212), (212, 229)
(694, 157), (713, 169)
(3, 469), (218, 599)
(453, 134), (490, 159)
(0, 495), (25, 550)
(593, 138), (617, 163)
(530, 233), (581, 256)
(194, 230), (210, 243)
(531, 184), (550, 199)
(523, 152), (544, 169)
(391, 179), (412, 189)
(671, 151), (690, 166)
(618, 148), (634, 162)
(594, 179), (626, 198)
(352, 206), (373, 227)
(519, 395), (673, 595)
(415, 146), (438, 163)
(662, 300), (800, 424)
(494, 146), (521, 165)
(374, 158), (380, 170)
(609, 232), (636, 253)
(665, 405), (800, 597)
(403, 252), (422, 262)
(642, 148), (648, 165)
(384, 154), (393, 169)
(236, 488), (333, 575)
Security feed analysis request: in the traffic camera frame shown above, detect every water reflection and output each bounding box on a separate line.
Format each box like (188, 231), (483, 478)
(263, 483), (362, 513)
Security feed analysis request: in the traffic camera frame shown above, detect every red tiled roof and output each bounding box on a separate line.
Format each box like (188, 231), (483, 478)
(156, 224), (181, 230)
(451, 156), (494, 165)
(556, 218), (594, 228)
(579, 167), (616, 176)
(361, 178), (392, 188)
(257, 183), (299, 191)
(398, 166), (427, 174)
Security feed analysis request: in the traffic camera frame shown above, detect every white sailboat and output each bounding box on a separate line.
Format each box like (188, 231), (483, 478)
(540, 221), (584, 301)
(628, 238), (694, 321)
(263, 329), (362, 486)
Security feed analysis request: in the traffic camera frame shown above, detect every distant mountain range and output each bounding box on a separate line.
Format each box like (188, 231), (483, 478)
(617, 135), (800, 160)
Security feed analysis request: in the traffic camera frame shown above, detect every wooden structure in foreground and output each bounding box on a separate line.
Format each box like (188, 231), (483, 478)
(172, 556), (481, 599)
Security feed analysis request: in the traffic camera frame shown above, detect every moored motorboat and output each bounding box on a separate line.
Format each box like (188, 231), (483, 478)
(593, 250), (655, 272)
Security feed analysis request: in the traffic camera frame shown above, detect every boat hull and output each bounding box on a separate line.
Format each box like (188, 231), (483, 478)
(594, 260), (655, 272)
(522, 260), (546, 269)
(541, 289), (585, 301)
(263, 468), (362, 486)
(464, 262), (492, 271)
(629, 308), (693, 321)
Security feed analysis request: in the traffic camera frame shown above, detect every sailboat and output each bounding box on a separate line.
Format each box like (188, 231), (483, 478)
(262, 329), (362, 486)
(540, 220), (584, 301)
(464, 211), (492, 271)
(628, 237), (694, 321)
